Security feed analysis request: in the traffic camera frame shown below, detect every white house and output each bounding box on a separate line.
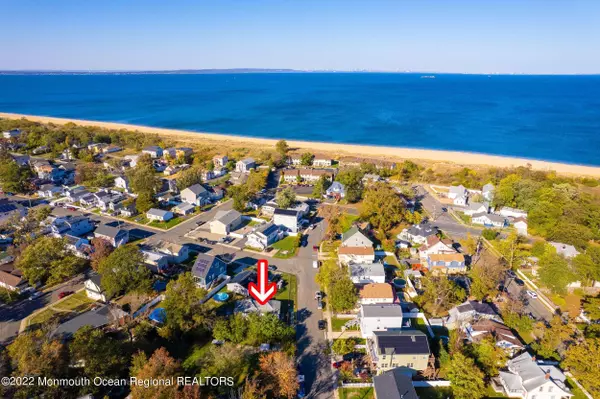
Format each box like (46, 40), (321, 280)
(114, 176), (130, 192)
(162, 147), (177, 159)
(124, 155), (140, 168)
(313, 156), (332, 167)
(141, 249), (170, 273)
(142, 146), (163, 158)
(359, 304), (403, 338)
(2, 129), (21, 139)
(397, 223), (438, 245)
(213, 155), (228, 168)
(152, 240), (189, 264)
(472, 212), (508, 228)
(37, 184), (63, 198)
(273, 208), (300, 235)
(209, 209), (243, 235)
(513, 217), (528, 236)
(549, 242), (580, 259)
(499, 207), (528, 219)
(464, 201), (489, 216)
(445, 300), (500, 329)
(358, 283), (395, 305)
(146, 208), (174, 222)
(172, 202), (196, 216)
(338, 246), (376, 264)
(180, 184), (211, 206)
(449, 185), (469, 205)
(418, 236), (455, 259)
(326, 181), (346, 199)
(51, 216), (95, 237)
(482, 183), (495, 201)
(94, 225), (129, 247)
(246, 222), (283, 250)
(235, 158), (256, 173)
(85, 275), (107, 302)
(341, 226), (373, 248)
(349, 262), (386, 284)
(498, 352), (573, 399)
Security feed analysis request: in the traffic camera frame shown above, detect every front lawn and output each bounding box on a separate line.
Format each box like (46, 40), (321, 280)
(340, 214), (359, 232)
(275, 272), (298, 316)
(331, 317), (358, 332)
(273, 236), (299, 258)
(148, 217), (183, 229)
(338, 387), (374, 399)
(54, 290), (94, 312)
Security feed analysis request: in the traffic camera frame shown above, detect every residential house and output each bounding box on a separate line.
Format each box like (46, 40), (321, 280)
(229, 171), (248, 186)
(369, 330), (431, 374)
(498, 352), (573, 399)
(79, 193), (97, 208)
(298, 168), (335, 183)
(482, 183), (495, 201)
(362, 174), (382, 184)
(146, 208), (174, 222)
(172, 202), (196, 216)
(191, 253), (227, 289)
(180, 184), (211, 206)
(341, 226), (373, 248)
(235, 158), (256, 173)
(426, 253), (467, 275)
(466, 319), (524, 355)
(446, 300), (500, 329)
(52, 304), (128, 338)
(360, 304), (403, 338)
(282, 169), (301, 183)
(208, 186), (224, 202)
(124, 155), (139, 168)
(152, 240), (189, 263)
(499, 207), (528, 219)
(0, 203), (25, 224)
(93, 225), (129, 247)
(339, 246), (376, 264)
(549, 242), (580, 259)
(84, 274), (107, 302)
(418, 236), (455, 259)
(114, 176), (130, 192)
(213, 155), (228, 168)
(120, 202), (137, 217)
(289, 202), (310, 218)
(273, 208), (300, 234)
(0, 270), (27, 292)
(64, 235), (93, 259)
(359, 283), (395, 305)
(234, 298), (282, 318)
(373, 368), (418, 399)
(162, 147), (177, 159)
(64, 186), (90, 203)
(87, 143), (108, 153)
(11, 153), (30, 167)
(261, 199), (279, 216)
(397, 223), (438, 245)
(31, 160), (56, 180)
(313, 155), (333, 167)
(140, 249), (170, 273)
(175, 147), (193, 159)
(246, 222), (283, 250)
(448, 185), (469, 206)
(32, 145), (50, 155)
(326, 181), (346, 199)
(2, 129), (21, 139)
(464, 201), (490, 216)
(142, 146), (163, 158)
(51, 216), (94, 236)
(102, 145), (122, 154)
(37, 184), (63, 198)
(514, 218), (528, 236)
(350, 262), (386, 284)
(95, 192), (125, 212)
(210, 209), (243, 235)
(472, 212), (508, 228)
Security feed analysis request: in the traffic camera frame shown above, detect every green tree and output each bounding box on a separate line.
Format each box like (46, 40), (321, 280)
(582, 295), (600, 321)
(130, 348), (182, 399)
(275, 139), (289, 157)
(538, 249), (575, 294)
(496, 232), (527, 270)
(470, 259), (505, 301)
(336, 167), (364, 203)
(573, 253), (600, 285)
(0, 151), (32, 193)
(300, 152), (314, 166)
(127, 158), (161, 196)
(446, 353), (486, 399)
(213, 313), (249, 343)
(197, 344), (251, 394)
(245, 169), (269, 196)
(98, 245), (152, 298)
(246, 313), (295, 346)
(331, 338), (358, 355)
(470, 336), (508, 376)
(276, 186), (296, 209)
(563, 338), (600, 398)
(531, 316), (572, 360)
(328, 269), (358, 313)
(135, 191), (155, 214)
(161, 272), (208, 336)
(70, 326), (127, 387)
(460, 233), (478, 255)
(176, 166), (203, 190)
(493, 174), (521, 207)
(415, 275), (466, 316)
(229, 185), (249, 212)
(360, 182), (406, 232)
(17, 236), (84, 285)
(312, 175), (332, 198)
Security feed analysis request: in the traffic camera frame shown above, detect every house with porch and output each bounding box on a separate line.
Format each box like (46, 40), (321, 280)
(93, 225), (129, 247)
(246, 222), (283, 250)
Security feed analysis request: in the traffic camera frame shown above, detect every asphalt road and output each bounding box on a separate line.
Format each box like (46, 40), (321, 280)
(504, 276), (553, 322)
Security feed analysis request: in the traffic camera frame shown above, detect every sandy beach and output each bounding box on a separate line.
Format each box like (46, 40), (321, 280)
(2, 112), (600, 177)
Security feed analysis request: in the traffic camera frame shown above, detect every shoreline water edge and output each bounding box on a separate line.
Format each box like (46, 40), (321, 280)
(1, 111), (600, 177)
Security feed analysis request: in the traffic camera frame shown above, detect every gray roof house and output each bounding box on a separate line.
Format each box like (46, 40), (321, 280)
(397, 223), (438, 244)
(549, 242), (580, 259)
(235, 158), (256, 173)
(180, 183), (210, 206)
(94, 225), (129, 247)
(499, 352), (573, 399)
(370, 330), (431, 374)
(209, 209), (243, 235)
(482, 183), (495, 201)
(446, 300), (500, 329)
(350, 262), (385, 284)
(326, 181), (346, 199)
(341, 226), (373, 248)
(191, 253), (227, 289)
(373, 366), (418, 399)
(234, 298), (282, 318)
(146, 208), (174, 222)
(51, 304), (128, 338)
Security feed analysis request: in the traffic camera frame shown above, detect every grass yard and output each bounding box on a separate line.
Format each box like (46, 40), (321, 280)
(127, 215), (149, 224)
(340, 214), (360, 232)
(273, 236), (299, 258)
(567, 378), (590, 399)
(384, 255), (400, 267)
(148, 217), (183, 229)
(54, 290), (94, 312)
(331, 317), (358, 331)
(338, 387), (374, 399)
(275, 272), (298, 313)
(415, 386), (507, 399)
(28, 308), (61, 326)
(321, 240), (341, 255)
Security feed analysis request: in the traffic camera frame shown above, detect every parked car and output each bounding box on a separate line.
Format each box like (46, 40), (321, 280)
(312, 260), (319, 269)
(317, 300), (323, 310)
(318, 320), (326, 330)
(526, 290), (538, 299)
(514, 278), (525, 287)
(297, 372), (306, 398)
(28, 291), (42, 301)
(312, 245), (319, 252)
(315, 291), (322, 301)
(309, 224), (316, 230)
(58, 291), (74, 299)
(268, 265), (278, 272)
(506, 270), (517, 279)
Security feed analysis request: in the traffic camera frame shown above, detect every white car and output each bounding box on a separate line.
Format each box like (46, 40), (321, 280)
(312, 260), (319, 269)
(526, 290), (538, 299)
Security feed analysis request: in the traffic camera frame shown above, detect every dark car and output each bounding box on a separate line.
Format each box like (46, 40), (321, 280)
(318, 320), (326, 330)
(506, 270), (517, 279)
(312, 245), (319, 252)
(301, 236), (308, 247)
(58, 291), (74, 299)
(514, 278), (525, 286)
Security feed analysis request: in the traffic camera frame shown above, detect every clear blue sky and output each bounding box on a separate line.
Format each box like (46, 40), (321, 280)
(2, 0), (599, 73)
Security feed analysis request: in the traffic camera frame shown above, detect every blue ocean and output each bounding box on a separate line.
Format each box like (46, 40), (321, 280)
(1, 73), (599, 166)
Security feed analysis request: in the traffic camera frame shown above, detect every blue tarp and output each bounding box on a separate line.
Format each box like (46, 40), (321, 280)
(148, 307), (166, 324)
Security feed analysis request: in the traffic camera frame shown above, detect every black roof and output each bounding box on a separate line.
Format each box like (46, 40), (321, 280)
(274, 208), (298, 216)
(0, 204), (18, 213)
(192, 253), (225, 279)
(373, 369), (418, 399)
(374, 330), (431, 355)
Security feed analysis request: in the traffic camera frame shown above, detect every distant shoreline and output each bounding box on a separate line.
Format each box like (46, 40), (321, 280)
(2, 111), (600, 177)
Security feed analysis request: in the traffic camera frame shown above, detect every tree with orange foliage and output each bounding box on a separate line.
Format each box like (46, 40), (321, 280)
(258, 351), (298, 399)
(90, 237), (113, 271)
(130, 347), (181, 399)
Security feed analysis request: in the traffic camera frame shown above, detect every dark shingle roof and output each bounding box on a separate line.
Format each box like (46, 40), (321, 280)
(374, 330), (431, 356)
(192, 253), (225, 279)
(274, 208), (298, 217)
(373, 369), (418, 399)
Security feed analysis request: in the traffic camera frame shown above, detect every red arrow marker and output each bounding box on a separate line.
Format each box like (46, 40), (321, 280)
(248, 259), (277, 305)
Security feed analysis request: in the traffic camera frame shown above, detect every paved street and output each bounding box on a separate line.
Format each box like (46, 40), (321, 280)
(504, 276), (553, 322)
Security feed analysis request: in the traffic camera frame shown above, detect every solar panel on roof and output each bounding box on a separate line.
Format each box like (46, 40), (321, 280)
(377, 335), (430, 355)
